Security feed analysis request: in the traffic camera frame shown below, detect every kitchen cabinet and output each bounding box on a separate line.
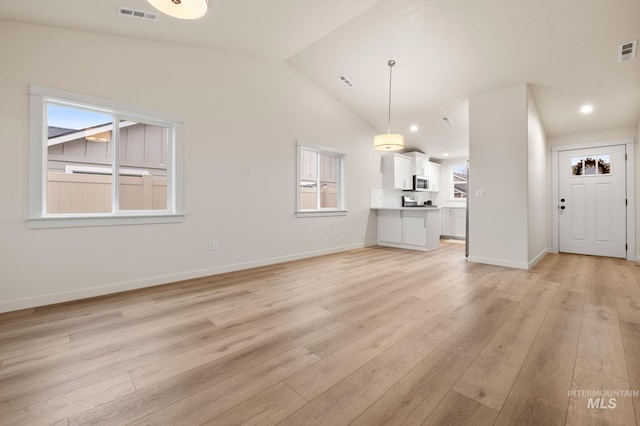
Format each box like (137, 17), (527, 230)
(383, 153), (413, 190)
(405, 151), (430, 176)
(402, 152), (440, 192)
(376, 208), (440, 251)
(441, 207), (466, 238)
(426, 161), (440, 192)
(377, 210), (403, 244)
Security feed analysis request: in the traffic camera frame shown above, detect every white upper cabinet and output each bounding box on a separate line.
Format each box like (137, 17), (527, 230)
(383, 153), (413, 190)
(383, 152), (440, 192)
(426, 161), (440, 192)
(405, 151), (430, 176)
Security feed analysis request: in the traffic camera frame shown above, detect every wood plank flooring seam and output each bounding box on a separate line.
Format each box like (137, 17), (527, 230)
(281, 380), (309, 403)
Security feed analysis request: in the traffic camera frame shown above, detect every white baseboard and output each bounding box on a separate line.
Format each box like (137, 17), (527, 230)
(528, 248), (550, 269)
(0, 241), (377, 314)
(468, 248), (550, 270)
(467, 256), (529, 270)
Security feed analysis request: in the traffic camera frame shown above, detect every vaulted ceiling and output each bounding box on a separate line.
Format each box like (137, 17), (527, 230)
(2, 0), (639, 159)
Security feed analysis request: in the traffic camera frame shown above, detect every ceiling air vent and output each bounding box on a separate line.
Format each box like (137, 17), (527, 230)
(339, 75), (355, 88)
(118, 6), (158, 21)
(441, 117), (453, 126)
(617, 40), (637, 62)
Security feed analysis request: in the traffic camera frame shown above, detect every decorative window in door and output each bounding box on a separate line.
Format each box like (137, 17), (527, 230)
(571, 155), (611, 176)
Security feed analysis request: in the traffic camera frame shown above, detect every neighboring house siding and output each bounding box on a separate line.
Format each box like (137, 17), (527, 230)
(46, 123), (168, 213)
(47, 123), (167, 176)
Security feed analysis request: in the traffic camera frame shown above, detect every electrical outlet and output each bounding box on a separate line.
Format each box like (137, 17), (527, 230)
(212, 240), (219, 250)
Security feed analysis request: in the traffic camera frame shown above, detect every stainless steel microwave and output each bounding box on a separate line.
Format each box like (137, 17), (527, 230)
(413, 175), (429, 191)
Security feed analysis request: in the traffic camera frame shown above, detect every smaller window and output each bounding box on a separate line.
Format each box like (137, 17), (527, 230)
(450, 163), (468, 200)
(296, 142), (346, 217)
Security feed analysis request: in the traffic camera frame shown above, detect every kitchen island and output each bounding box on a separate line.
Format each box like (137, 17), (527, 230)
(373, 207), (440, 251)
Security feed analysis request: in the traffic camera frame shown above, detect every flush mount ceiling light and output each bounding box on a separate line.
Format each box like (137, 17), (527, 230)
(374, 60), (404, 151)
(146, 0), (208, 19)
(580, 105), (594, 114)
(410, 125), (418, 132)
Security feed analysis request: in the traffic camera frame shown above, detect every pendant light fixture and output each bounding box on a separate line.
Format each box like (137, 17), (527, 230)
(374, 59), (404, 151)
(147, 0), (208, 20)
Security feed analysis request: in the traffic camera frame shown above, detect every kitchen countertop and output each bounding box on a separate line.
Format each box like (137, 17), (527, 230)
(371, 206), (440, 210)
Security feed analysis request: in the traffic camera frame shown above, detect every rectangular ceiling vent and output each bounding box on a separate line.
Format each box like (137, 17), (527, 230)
(441, 117), (453, 126)
(339, 75), (355, 88)
(618, 40), (637, 62)
(118, 6), (158, 21)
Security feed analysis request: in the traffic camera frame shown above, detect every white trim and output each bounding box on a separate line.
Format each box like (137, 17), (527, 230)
(30, 84), (183, 123)
(377, 241), (439, 252)
(27, 214), (184, 229)
(296, 139), (348, 156)
(296, 143), (346, 214)
(468, 255), (529, 269)
(551, 138), (634, 152)
(296, 210), (348, 218)
(528, 248), (549, 269)
(0, 240), (376, 313)
(64, 165), (150, 176)
(28, 85), (184, 228)
(551, 138), (635, 260)
(627, 143), (636, 261)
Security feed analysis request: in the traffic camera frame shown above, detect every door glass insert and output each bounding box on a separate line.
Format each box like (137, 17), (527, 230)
(597, 155), (611, 174)
(584, 157), (597, 175)
(571, 157), (583, 176)
(571, 155), (612, 176)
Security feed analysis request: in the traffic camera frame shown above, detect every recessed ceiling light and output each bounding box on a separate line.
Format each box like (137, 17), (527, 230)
(410, 125), (418, 132)
(580, 105), (594, 114)
(443, 153), (449, 157)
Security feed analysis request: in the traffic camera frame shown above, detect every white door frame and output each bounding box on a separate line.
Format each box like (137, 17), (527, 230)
(551, 138), (635, 261)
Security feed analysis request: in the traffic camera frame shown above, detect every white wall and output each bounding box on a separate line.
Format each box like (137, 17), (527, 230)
(468, 84), (530, 268)
(0, 21), (383, 312)
(526, 87), (549, 266)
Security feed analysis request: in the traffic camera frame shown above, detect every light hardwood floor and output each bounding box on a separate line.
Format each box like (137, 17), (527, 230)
(1, 243), (640, 425)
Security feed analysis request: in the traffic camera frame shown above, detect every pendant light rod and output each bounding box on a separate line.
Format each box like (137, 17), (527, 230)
(386, 59), (395, 134)
(373, 59), (404, 151)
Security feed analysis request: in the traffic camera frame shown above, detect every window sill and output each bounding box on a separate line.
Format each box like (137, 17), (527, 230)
(296, 210), (348, 218)
(27, 213), (184, 229)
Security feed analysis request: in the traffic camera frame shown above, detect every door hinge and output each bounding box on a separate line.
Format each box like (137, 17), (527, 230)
(625, 153), (628, 160)
(626, 199), (628, 206)
(626, 244), (628, 251)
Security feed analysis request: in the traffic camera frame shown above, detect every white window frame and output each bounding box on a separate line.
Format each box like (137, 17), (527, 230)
(449, 162), (469, 202)
(28, 85), (184, 229)
(296, 141), (347, 218)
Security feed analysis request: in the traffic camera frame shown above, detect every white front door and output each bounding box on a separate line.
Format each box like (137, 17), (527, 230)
(558, 145), (626, 258)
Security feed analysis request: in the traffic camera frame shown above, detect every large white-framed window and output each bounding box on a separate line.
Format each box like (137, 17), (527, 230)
(296, 141), (347, 217)
(28, 85), (184, 228)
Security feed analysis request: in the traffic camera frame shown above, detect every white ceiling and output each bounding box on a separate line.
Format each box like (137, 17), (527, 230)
(2, 0), (639, 159)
